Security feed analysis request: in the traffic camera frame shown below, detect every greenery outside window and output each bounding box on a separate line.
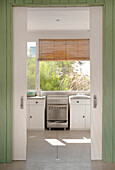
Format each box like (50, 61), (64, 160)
(40, 61), (90, 91)
(27, 42), (36, 90)
(27, 42), (90, 91)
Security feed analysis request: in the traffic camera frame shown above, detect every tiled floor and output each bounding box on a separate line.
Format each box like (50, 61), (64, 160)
(0, 130), (115, 170)
(27, 130), (91, 163)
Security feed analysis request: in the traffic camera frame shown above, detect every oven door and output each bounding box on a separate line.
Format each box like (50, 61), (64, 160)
(47, 105), (68, 121)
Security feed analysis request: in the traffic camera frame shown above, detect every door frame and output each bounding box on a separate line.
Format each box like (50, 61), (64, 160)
(0, 0), (115, 163)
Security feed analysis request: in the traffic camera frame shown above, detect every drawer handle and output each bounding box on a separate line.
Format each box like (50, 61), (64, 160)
(83, 115), (85, 118)
(36, 101), (38, 104)
(77, 101), (79, 103)
(30, 116), (32, 118)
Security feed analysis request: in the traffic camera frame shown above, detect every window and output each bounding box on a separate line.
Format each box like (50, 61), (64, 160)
(39, 39), (90, 91)
(27, 42), (36, 90)
(27, 40), (90, 91)
(40, 61), (90, 91)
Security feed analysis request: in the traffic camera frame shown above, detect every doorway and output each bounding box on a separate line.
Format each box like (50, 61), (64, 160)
(13, 7), (103, 161)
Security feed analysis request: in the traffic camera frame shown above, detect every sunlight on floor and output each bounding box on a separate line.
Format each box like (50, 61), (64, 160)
(45, 139), (65, 146)
(62, 137), (91, 144)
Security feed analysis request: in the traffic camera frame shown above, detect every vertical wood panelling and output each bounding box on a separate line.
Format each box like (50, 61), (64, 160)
(112, 0), (115, 162)
(78, 0), (87, 3)
(0, 0), (7, 163)
(6, 1), (12, 162)
(12, 0), (105, 5)
(33, 0), (42, 4)
(25, 0), (33, 4)
(69, 0), (78, 4)
(16, 0), (24, 4)
(42, 0), (51, 4)
(60, 0), (69, 4)
(103, 0), (113, 162)
(51, 0), (60, 4)
(96, 0), (103, 3)
(87, 0), (95, 3)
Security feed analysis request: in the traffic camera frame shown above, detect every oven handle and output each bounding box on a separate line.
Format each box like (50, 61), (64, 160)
(48, 105), (67, 109)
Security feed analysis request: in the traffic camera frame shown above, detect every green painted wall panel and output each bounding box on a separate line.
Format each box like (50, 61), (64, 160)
(96, 0), (103, 3)
(69, 0), (78, 4)
(103, 0), (113, 162)
(25, 0), (33, 4)
(60, 0), (69, 4)
(112, 0), (115, 162)
(78, 0), (87, 3)
(33, 0), (42, 4)
(0, 0), (7, 163)
(15, 0), (24, 5)
(42, 0), (51, 4)
(51, 0), (60, 4)
(87, 0), (95, 3)
(6, 1), (12, 162)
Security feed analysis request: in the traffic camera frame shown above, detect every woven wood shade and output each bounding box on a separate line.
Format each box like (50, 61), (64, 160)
(39, 39), (90, 61)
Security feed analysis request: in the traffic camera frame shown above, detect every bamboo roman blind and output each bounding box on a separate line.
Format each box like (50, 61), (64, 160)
(39, 39), (90, 61)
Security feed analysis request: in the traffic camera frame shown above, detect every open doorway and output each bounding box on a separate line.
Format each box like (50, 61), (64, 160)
(13, 7), (102, 162)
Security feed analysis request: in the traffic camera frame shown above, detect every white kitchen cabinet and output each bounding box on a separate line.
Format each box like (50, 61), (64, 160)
(70, 98), (90, 130)
(27, 98), (45, 130)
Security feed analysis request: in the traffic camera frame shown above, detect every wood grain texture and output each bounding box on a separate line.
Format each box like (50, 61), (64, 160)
(0, 0), (7, 163)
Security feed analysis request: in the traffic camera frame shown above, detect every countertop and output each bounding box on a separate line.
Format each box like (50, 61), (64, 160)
(69, 95), (90, 99)
(27, 96), (45, 99)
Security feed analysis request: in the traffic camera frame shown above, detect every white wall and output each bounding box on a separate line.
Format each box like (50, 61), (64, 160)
(27, 30), (90, 41)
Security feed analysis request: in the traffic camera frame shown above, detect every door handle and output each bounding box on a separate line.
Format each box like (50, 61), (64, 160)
(93, 95), (97, 108)
(20, 96), (24, 109)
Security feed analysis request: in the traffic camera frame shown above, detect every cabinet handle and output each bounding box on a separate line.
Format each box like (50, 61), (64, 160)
(77, 101), (79, 103)
(30, 116), (32, 118)
(83, 116), (85, 118)
(36, 101), (38, 104)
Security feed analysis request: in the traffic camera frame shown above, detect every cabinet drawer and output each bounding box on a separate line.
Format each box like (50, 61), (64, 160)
(71, 99), (90, 105)
(27, 99), (45, 105)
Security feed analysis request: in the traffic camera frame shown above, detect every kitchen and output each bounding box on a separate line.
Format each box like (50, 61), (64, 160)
(13, 7), (102, 163)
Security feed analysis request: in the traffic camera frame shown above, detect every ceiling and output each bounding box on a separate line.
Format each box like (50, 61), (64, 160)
(27, 7), (90, 31)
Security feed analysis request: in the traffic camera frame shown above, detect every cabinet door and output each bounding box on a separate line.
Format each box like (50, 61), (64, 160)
(85, 104), (90, 129)
(30, 105), (44, 130)
(70, 104), (85, 129)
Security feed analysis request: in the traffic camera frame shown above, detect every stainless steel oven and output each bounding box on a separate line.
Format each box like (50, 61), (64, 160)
(47, 95), (68, 129)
